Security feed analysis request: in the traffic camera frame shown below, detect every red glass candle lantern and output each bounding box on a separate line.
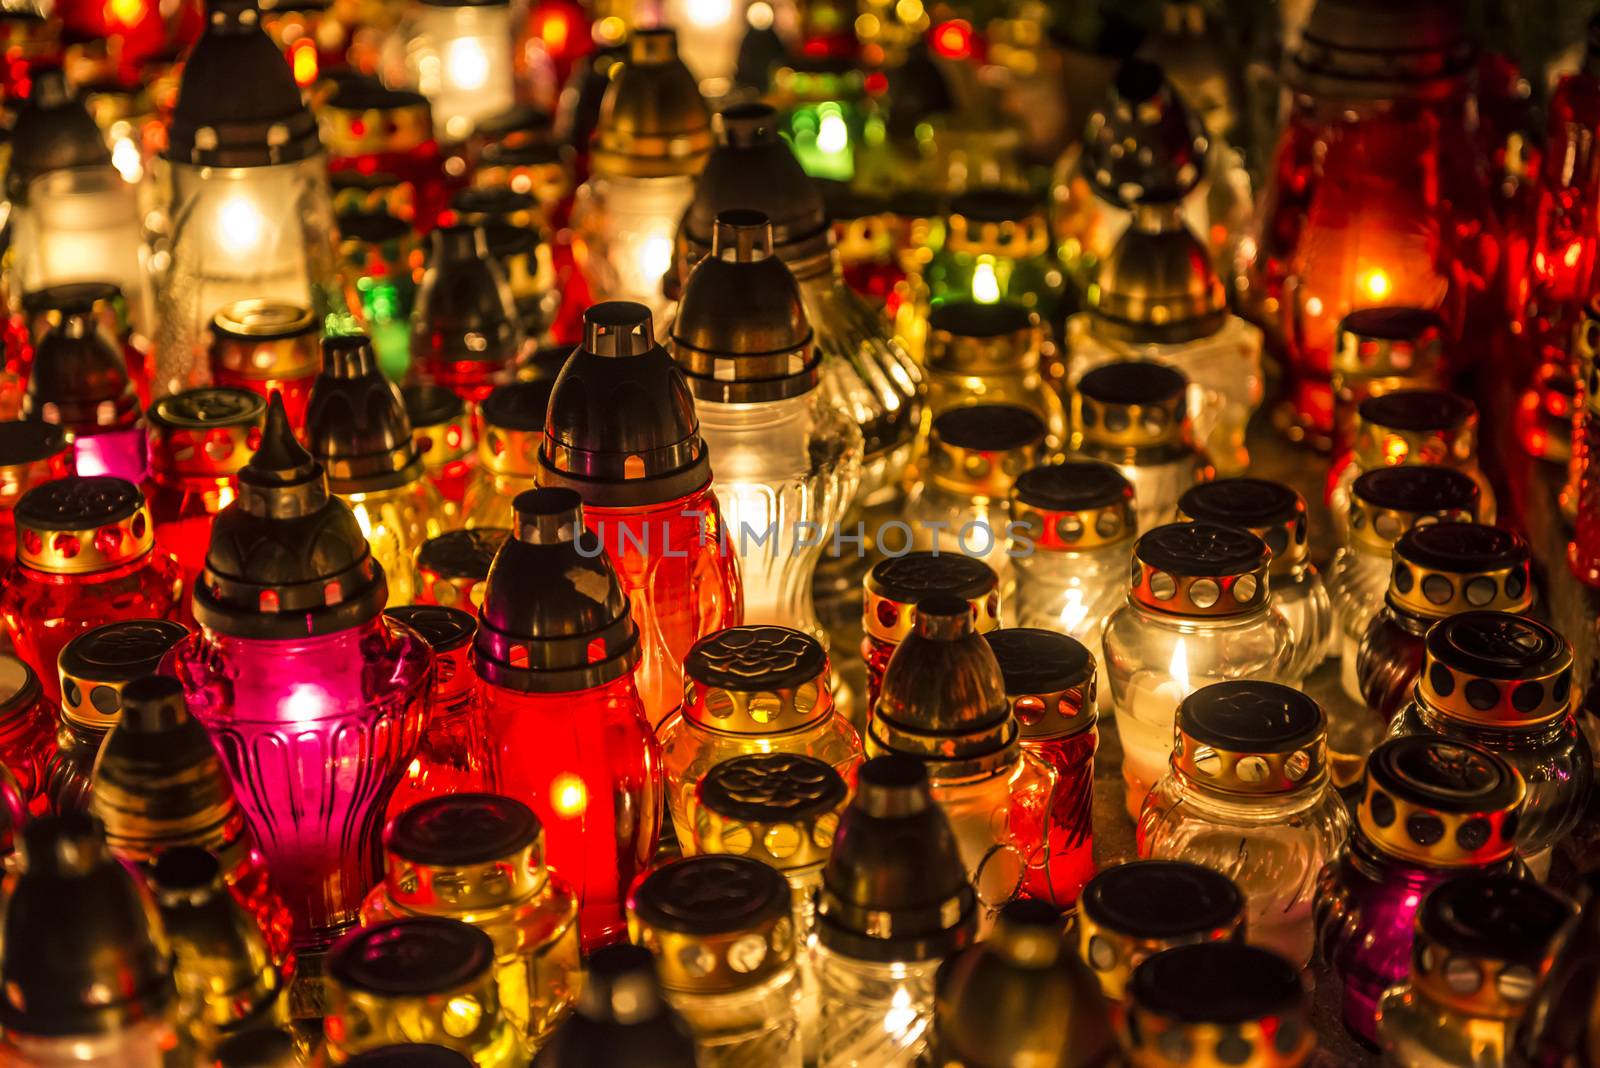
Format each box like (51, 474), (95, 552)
(473, 486), (662, 951)
(1572, 299), (1600, 587)
(145, 388), (265, 613)
(167, 394), (432, 972)
(322, 77), (455, 232)
(22, 295), (146, 483)
(0, 477), (182, 705)
(861, 551), (1001, 718)
(208, 301), (323, 433)
(23, 285), (150, 414)
(537, 302), (742, 729)
(0, 421), (71, 562)
(0, 656), (58, 817)
(381, 605), (488, 825)
(402, 385), (475, 515)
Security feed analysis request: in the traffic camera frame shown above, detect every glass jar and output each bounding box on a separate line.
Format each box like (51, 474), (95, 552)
(1314, 735), (1525, 1044)
(451, 188), (562, 349)
(322, 79), (454, 234)
(145, 387), (266, 611)
(867, 597), (1054, 923)
(1006, 460), (1136, 708)
(814, 755), (977, 1068)
(927, 899), (1114, 1068)
(463, 379), (553, 530)
(861, 551), (1001, 717)
(400, 0), (515, 144)
(536, 303), (742, 730)
(1105, 522), (1297, 816)
(0, 814), (188, 1068)
(306, 335), (446, 608)
(0, 656), (57, 816)
(668, 210), (862, 641)
(1070, 361), (1210, 536)
(473, 487), (661, 952)
(628, 855), (802, 1067)
(1387, 612), (1590, 879)
(693, 752), (848, 1065)
(150, 0), (345, 396)
(21, 284), (151, 419)
(403, 386), (475, 517)
(0, 422), (70, 563)
(1137, 680), (1350, 966)
(533, 944), (699, 1068)
(410, 226), (527, 406)
(22, 297), (146, 483)
(90, 674), (293, 971)
(1075, 859), (1245, 1003)
(1357, 523), (1532, 726)
(1571, 297), (1600, 587)
(1377, 874), (1574, 1068)
(1328, 388), (1496, 540)
(415, 529), (507, 610)
(324, 918), (521, 1064)
(381, 606), (489, 823)
(0, 478), (184, 705)
(1329, 307), (1447, 475)
(921, 302), (1068, 449)
(1120, 942), (1319, 1068)
(207, 301), (323, 433)
(985, 628), (1098, 909)
(171, 393), (432, 977)
(658, 626), (860, 850)
(338, 211), (420, 381)
(362, 793), (582, 1053)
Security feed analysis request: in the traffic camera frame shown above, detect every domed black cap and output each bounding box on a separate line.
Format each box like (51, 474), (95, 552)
(1013, 460), (1134, 511)
(1080, 860), (1244, 940)
(985, 628), (1095, 701)
(533, 944), (698, 1068)
(305, 335), (424, 493)
(1178, 479), (1300, 539)
(196, 392), (388, 640)
(0, 812), (174, 1037)
(538, 303), (710, 507)
(23, 303), (139, 431)
(473, 488), (640, 692)
(816, 755), (977, 963)
(166, 0), (321, 167)
(0, 419), (68, 467)
(1081, 58), (1210, 207)
(7, 67), (111, 203)
(1128, 942), (1305, 1024)
(411, 226), (525, 375)
(348, 1046), (476, 1067)
(1177, 680), (1323, 752)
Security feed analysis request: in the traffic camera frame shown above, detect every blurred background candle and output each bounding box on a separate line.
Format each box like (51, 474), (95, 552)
(410, 225), (528, 405)
(0, 422), (71, 561)
(22, 296), (146, 482)
(321, 77), (453, 232)
(919, 303), (1068, 450)
(207, 301), (323, 432)
(414, 528), (507, 609)
(464, 379), (552, 529)
(338, 212), (422, 382)
(0, 656), (58, 817)
(450, 187), (563, 348)
(534, 944), (699, 1068)
(402, 0), (516, 144)
(860, 552), (999, 719)
(403, 385), (475, 518)
(1329, 308), (1448, 478)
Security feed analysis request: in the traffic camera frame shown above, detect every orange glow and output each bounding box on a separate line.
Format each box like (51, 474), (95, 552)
(551, 772), (587, 817)
(1565, 239), (1585, 270)
(105, 0), (147, 28)
(539, 9), (570, 52)
(932, 19), (972, 59)
(1358, 268), (1391, 301)
(1382, 434), (1409, 466)
(290, 39), (318, 87)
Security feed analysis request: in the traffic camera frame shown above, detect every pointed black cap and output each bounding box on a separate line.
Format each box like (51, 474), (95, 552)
(195, 392), (387, 639)
(305, 335), (424, 493)
(532, 944), (699, 1068)
(7, 67), (111, 203)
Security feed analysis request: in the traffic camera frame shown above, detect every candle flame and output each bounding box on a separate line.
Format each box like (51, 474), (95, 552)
(972, 258), (1001, 304)
(1359, 268), (1391, 301)
(1167, 640), (1189, 692)
(551, 773), (588, 817)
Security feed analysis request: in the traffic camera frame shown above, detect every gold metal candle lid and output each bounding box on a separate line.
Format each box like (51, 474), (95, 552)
(1356, 736), (1524, 868)
(1177, 478), (1310, 571)
(1410, 874), (1574, 1022)
(1348, 465), (1482, 554)
(591, 29), (713, 179)
(626, 854), (795, 993)
(1353, 388), (1479, 470)
(693, 753), (847, 874)
(1122, 942), (1315, 1068)
(384, 793), (550, 913)
(924, 302), (1042, 376)
(1417, 613), (1574, 729)
(415, 529), (508, 609)
(945, 188), (1051, 259)
(1010, 459), (1137, 552)
(147, 388), (267, 482)
(403, 385), (475, 476)
(478, 379), (553, 477)
(58, 619), (190, 731)
(864, 551), (1002, 644)
(1073, 361), (1192, 454)
(927, 403), (1048, 501)
(15, 476), (156, 575)
(1333, 306), (1446, 385)
(210, 300), (322, 381)
(682, 626), (834, 735)
(1172, 681), (1327, 796)
(1388, 523), (1532, 620)
(1130, 523), (1271, 618)
(984, 628), (1096, 740)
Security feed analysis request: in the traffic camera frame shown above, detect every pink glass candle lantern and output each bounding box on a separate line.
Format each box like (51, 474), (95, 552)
(472, 486), (662, 951)
(381, 605), (488, 825)
(167, 393), (432, 980)
(22, 296), (146, 484)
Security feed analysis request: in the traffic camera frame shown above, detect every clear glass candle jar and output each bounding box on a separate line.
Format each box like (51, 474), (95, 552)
(533, 944), (700, 1068)
(628, 855), (802, 1067)
(401, 0), (515, 144)
(380, 606), (489, 824)
(920, 302), (1068, 448)
(207, 301), (323, 433)
(1377, 874), (1574, 1068)
(985, 628), (1098, 909)
(1177, 478), (1334, 681)
(323, 918), (521, 1064)
(694, 752), (848, 1065)
(668, 210), (862, 642)
(861, 551), (1001, 718)
(658, 625), (860, 850)
(22, 298), (146, 483)
(1328, 389), (1496, 540)
(1357, 523), (1532, 726)
(463, 379), (552, 531)
(414, 529), (507, 610)
(362, 793), (582, 1054)
(1137, 681), (1350, 966)
(1070, 361), (1209, 536)
(814, 755), (978, 1068)
(927, 899), (1114, 1068)
(0, 478), (184, 706)
(1329, 307), (1447, 473)
(1314, 736), (1526, 1045)
(1105, 522), (1297, 816)
(1075, 859), (1245, 1003)
(1120, 942), (1319, 1068)
(14, 165), (145, 325)
(1386, 612), (1590, 879)
(0, 656), (58, 816)
(0, 421), (71, 563)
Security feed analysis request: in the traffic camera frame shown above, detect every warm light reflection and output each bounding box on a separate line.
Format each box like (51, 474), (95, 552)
(446, 37), (491, 90)
(217, 196), (267, 256)
(686, 0), (733, 26)
(1168, 638), (1190, 692)
(1359, 268), (1391, 301)
(551, 772), (587, 817)
(882, 985), (917, 1035)
(972, 258), (1001, 304)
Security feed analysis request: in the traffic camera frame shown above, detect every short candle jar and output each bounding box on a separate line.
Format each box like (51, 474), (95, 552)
(414, 528), (508, 611)
(1329, 307), (1447, 474)
(462, 380), (552, 531)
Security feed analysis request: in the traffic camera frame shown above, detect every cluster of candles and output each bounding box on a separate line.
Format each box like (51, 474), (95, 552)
(4, 0), (1600, 1065)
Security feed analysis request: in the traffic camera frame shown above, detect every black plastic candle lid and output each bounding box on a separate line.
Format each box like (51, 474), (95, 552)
(1134, 522), (1269, 577)
(16, 475), (140, 529)
(330, 917), (494, 996)
(1366, 736), (1522, 814)
(1080, 860), (1244, 939)
(1352, 465), (1480, 512)
(383, 605), (475, 653)
(868, 551), (998, 603)
(1359, 388), (1474, 432)
(345, 1045), (474, 1067)
(1129, 941), (1303, 1023)
(931, 404), (1048, 452)
(1178, 478), (1298, 530)
(1013, 460), (1132, 510)
(401, 384), (465, 431)
(950, 187), (1040, 224)
(481, 380), (556, 431)
(985, 628), (1094, 696)
(388, 793), (541, 868)
(0, 420), (67, 465)
(927, 302), (1033, 338)
(699, 753), (848, 823)
(416, 529), (508, 581)
(1177, 681), (1323, 753)
(1425, 612), (1568, 680)
(685, 626), (826, 693)
(1077, 361), (1187, 406)
(631, 854), (790, 935)
(1418, 874), (1573, 965)
(1394, 523), (1528, 574)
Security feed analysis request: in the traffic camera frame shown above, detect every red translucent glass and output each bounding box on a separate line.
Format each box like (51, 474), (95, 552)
(70, 425), (148, 484)
(211, 368), (318, 435)
(425, 455), (475, 510)
(0, 451), (71, 564)
(0, 551), (183, 704)
(477, 674), (662, 952)
(1013, 727), (1097, 909)
(225, 833), (298, 972)
(167, 619), (432, 952)
(580, 485), (743, 729)
(413, 356), (511, 408)
(146, 478), (238, 626)
(1240, 104), (1323, 350)
(0, 671), (57, 817)
(860, 633), (897, 717)
(53, 0), (202, 82)
(1572, 398), (1600, 587)
(385, 647), (489, 825)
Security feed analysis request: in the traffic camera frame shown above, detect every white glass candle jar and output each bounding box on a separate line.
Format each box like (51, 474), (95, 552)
(1104, 522), (1297, 816)
(17, 170), (145, 327)
(405, 0), (515, 143)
